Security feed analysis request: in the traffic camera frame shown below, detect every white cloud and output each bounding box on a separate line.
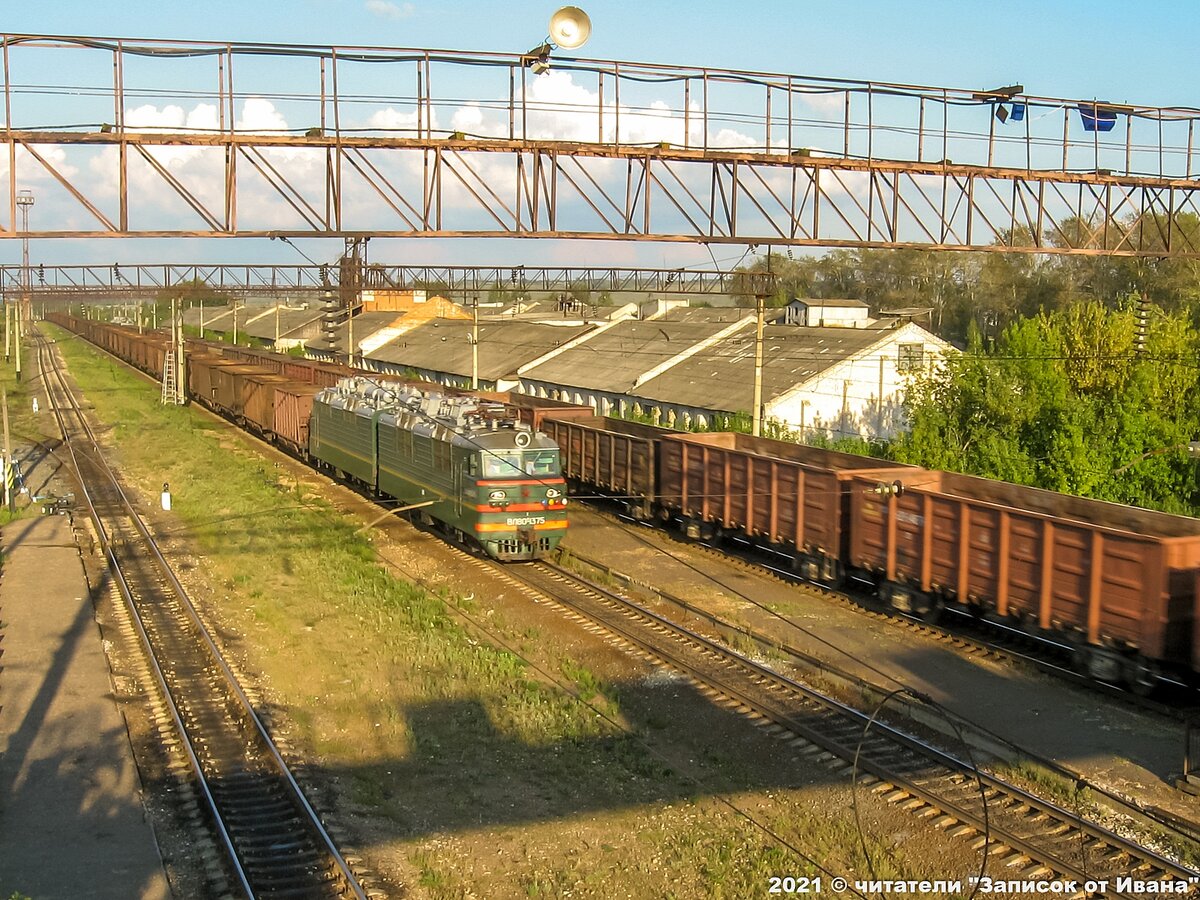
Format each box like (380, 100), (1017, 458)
(368, 107), (426, 134)
(365, 0), (414, 20)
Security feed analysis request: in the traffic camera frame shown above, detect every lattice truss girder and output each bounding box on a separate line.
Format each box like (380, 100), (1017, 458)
(8, 133), (1200, 256)
(0, 262), (759, 296)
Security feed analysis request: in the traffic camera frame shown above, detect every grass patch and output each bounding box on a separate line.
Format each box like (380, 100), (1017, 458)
(44, 326), (657, 801)
(0, 329), (64, 523)
(991, 759), (1094, 812)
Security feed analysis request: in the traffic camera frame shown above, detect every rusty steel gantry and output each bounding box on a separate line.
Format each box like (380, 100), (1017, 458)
(4, 34), (1200, 256)
(1, 263), (761, 298)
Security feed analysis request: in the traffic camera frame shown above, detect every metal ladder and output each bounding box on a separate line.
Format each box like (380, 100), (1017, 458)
(161, 347), (183, 405)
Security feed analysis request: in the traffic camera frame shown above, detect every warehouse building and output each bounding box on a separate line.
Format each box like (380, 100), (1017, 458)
(188, 296), (950, 441)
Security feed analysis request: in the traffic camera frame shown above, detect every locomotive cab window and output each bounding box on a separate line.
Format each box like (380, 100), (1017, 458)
(482, 450), (562, 478)
(483, 452), (524, 478)
(525, 450), (561, 477)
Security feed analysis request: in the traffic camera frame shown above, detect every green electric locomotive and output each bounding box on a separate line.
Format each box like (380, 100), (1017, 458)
(309, 378), (568, 561)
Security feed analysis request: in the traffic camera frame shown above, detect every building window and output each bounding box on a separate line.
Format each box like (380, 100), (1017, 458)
(897, 342), (925, 373)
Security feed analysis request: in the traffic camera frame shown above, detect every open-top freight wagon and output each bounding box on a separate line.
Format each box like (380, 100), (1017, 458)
(47, 315), (568, 563)
(540, 411), (1200, 688)
(847, 469), (1200, 689)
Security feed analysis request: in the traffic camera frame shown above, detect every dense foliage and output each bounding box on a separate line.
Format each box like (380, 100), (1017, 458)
(892, 299), (1200, 515)
(734, 214), (1200, 345)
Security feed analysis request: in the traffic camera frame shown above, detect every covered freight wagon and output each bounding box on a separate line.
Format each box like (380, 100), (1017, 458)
(847, 469), (1200, 686)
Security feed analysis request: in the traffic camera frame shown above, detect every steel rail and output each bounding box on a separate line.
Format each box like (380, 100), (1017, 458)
(507, 558), (1199, 895)
(35, 337), (258, 899)
(46, 312), (1199, 893)
(34, 329), (368, 900)
(563, 541), (1200, 848)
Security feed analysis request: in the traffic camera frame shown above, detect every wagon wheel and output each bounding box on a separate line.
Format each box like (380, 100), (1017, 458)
(1121, 657), (1160, 697)
(914, 595), (944, 625)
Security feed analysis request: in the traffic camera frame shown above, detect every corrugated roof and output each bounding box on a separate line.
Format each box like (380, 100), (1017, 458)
(183, 305), (321, 339)
(370, 319), (594, 381)
(521, 319), (748, 393)
(326, 311), (407, 347)
(634, 323), (893, 411)
(485, 300), (627, 323)
(648, 307), (752, 324)
(241, 308), (324, 339)
(182, 306), (234, 329)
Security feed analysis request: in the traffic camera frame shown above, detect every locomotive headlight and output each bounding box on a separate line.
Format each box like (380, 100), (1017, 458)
(546, 488), (561, 499)
(488, 488), (508, 508)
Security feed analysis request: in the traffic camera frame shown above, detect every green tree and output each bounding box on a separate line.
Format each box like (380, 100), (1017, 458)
(894, 299), (1200, 514)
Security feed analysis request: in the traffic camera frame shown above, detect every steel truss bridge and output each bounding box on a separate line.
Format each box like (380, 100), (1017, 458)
(1, 263), (765, 298)
(4, 34), (1200, 256)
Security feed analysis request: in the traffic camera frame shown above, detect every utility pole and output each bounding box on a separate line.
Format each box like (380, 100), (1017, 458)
(471, 295), (480, 389)
(16, 190), (33, 329)
(177, 299), (186, 401)
(4, 302), (10, 363)
(751, 251), (775, 438)
(14, 313), (22, 382)
(752, 296), (765, 437)
(2, 390), (10, 511)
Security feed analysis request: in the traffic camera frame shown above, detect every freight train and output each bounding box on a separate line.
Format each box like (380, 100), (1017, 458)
(49, 315), (1200, 690)
(48, 315), (568, 562)
(539, 417), (1200, 693)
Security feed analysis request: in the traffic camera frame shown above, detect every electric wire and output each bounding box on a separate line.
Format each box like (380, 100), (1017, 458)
(56, 316), (1200, 883)
(849, 688), (989, 900)
(414, 559), (868, 897)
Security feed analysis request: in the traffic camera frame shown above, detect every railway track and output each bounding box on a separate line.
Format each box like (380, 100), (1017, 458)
(470, 551), (1200, 899)
(598, 503), (1200, 712)
(36, 331), (370, 900)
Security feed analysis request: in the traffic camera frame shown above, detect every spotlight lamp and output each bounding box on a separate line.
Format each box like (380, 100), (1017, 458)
(547, 6), (591, 50)
(523, 6), (591, 75)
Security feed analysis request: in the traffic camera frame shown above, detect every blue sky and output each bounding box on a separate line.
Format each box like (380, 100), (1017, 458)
(11, 0), (1191, 105)
(6, 1), (1200, 271)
